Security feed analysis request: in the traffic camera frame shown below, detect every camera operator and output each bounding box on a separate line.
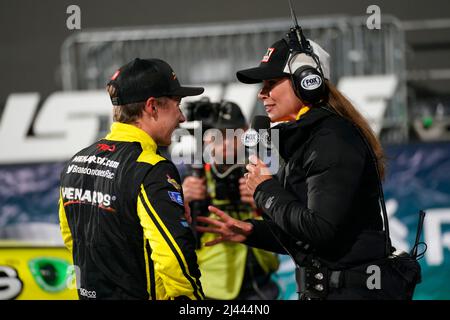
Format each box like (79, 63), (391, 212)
(182, 99), (279, 300)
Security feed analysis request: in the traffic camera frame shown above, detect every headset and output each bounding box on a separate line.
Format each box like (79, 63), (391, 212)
(285, 0), (328, 105)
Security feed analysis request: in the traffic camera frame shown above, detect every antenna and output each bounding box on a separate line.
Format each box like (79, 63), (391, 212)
(286, 0), (310, 52)
(286, 0), (324, 78)
(288, 0), (299, 28)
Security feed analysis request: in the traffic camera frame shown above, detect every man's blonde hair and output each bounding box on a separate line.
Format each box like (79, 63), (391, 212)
(107, 84), (170, 124)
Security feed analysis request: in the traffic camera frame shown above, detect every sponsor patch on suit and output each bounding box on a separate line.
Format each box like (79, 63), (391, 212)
(168, 191), (184, 206)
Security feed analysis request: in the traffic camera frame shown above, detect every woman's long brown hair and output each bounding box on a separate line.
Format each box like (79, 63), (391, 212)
(325, 80), (385, 179)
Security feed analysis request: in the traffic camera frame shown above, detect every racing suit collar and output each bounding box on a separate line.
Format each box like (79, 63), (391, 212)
(105, 122), (157, 152)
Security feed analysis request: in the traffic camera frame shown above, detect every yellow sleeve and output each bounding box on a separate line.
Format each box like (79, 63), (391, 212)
(59, 189), (73, 254)
(136, 163), (204, 300)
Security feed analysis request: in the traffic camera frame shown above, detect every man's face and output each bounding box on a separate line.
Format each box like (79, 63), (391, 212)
(155, 96), (186, 146)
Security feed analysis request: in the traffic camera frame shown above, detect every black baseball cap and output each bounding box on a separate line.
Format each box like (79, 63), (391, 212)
(108, 58), (204, 105)
(237, 39), (331, 84)
(236, 40), (291, 84)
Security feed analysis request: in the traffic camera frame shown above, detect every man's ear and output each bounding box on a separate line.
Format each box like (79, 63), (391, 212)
(145, 97), (157, 118)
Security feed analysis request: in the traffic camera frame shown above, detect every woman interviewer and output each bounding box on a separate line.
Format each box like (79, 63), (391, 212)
(196, 37), (399, 300)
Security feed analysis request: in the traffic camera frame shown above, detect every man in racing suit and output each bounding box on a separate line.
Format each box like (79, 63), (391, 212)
(59, 58), (205, 299)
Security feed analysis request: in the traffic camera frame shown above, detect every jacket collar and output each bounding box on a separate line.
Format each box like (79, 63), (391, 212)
(296, 106), (310, 120)
(105, 122), (158, 153)
(273, 106), (333, 160)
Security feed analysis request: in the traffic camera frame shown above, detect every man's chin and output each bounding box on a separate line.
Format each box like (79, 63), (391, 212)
(156, 137), (171, 147)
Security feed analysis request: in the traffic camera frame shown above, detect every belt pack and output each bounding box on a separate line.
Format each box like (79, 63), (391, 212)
(296, 252), (421, 300)
(296, 259), (329, 300)
(296, 211), (426, 300)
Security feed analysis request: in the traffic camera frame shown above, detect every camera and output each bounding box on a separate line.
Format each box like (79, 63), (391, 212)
(184, 97), (246, 130)
(184, 97), (219, 129)
(184, 97), (248, 206)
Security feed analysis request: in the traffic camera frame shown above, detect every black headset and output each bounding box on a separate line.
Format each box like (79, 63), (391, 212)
(284, 27), (328, 105)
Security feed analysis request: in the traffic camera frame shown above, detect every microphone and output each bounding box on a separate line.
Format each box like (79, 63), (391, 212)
(190, 163), (204, 179)
(242, 115), (271, 163)
(254, 116), (272, 149)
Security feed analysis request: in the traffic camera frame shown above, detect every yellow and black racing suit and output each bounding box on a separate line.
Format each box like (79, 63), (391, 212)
(59, 122), (204, 300)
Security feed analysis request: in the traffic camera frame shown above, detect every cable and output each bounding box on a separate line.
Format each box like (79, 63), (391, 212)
(209, 162), (243, 179)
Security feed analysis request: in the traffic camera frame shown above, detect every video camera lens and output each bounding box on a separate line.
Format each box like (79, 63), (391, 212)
(184, 97), (219, 129)
(184, 97), (246, 131)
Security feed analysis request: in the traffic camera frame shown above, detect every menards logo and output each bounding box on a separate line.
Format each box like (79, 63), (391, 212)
(62, 187), (115, 212)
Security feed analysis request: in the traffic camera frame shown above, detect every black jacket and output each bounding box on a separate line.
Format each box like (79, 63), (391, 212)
(246, 106), (387, 269)
(59, 122), (204, 300)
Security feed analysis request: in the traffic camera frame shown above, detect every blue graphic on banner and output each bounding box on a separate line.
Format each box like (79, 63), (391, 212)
(0, 162), (65, 226)
(383, 142), (450, 300)
(1, 143), (450, 299)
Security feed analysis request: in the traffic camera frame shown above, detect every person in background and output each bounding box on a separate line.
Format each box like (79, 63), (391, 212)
(182, 100), (279, 300)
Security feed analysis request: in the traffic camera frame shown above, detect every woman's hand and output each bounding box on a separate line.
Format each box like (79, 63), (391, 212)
(245, 155), (273, 196)
(196, 206), (254, 246)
